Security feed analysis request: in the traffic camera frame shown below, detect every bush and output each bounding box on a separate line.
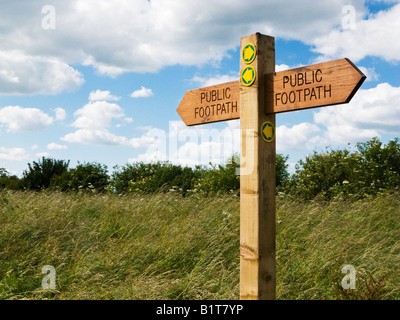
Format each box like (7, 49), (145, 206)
(192, 153), (289, 195)
(286, 149), (360, 200)
(21, 157), (69, 191)
(193, 155), (240, 195)
(286, 137), (400, 199)
(356, 137), (400, 192)
(111, 161), (200, 195)
(276, 154), (290, 189)
(0, 168), (21, 190)
(51, 162), (110, 193)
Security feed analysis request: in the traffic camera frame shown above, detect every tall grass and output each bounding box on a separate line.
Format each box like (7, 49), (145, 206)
(0, 190), (399, 299)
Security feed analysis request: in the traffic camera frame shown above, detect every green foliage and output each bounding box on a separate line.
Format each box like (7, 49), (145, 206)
(286, 149), (360, 199)
(193, 155), (240, 195)
(51, 162), (110, 193)
(189, 153), (289, 195)
(0, 169), (21, 190)
(276, 154), (289, 188)
(286, 137), (400, 200)
(22, 157), (70, 191)
(111, 161), (200, 195)
(2, 137), (399, 199)
(356, 137), (400, 192)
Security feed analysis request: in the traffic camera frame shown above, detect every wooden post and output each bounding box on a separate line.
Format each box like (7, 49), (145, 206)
(240, 33), (276, 300)
(176, 32), (365, 301)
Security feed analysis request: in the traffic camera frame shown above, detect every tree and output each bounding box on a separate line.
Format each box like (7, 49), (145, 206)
(22, 157), (69, 190)
(52, 162), (109, 192)
(0, 168), (21, 190)
(286, 148), (360, 199)
(356, 137), (400, 192)
(276, 154), (290, 188)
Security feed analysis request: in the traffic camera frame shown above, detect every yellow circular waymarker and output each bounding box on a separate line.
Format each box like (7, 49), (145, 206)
(241, 66), (256, 86)
(242, 43), (256, 64)
(261, 121), (275, 143)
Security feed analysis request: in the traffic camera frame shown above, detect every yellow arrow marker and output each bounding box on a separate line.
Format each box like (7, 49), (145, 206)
(241, 66), (256, 86)
(242, 43), (256, 64)
(261, 121), (275, 142)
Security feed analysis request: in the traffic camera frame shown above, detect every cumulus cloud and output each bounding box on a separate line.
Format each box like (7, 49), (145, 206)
(54, 107), (67, 121)
(61, 128), (128, 145)
(130, 120), (240, 167)
(312, 3), (400, 62)
(275, 83), (400, 153)
(71, 101), (126, 129)
(47, 143), (67, 150)
(89, 89), (121, 101)
(63, 99), (133, 145)
(191, 73), (239, 87)
(0, 146), (29, 161)
(313, 83), (400, 141)
(130, 86), (154, 98)
(277, 122), (322, 152)
(0, 0), (395, 92)
(0, 106), (54, 132)
(62, 93), (155, 147)
(0, 0), (370, 85)
(0, 50), (84, 95)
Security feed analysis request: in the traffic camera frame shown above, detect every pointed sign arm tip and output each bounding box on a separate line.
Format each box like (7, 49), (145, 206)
(344, 58), (367, 103)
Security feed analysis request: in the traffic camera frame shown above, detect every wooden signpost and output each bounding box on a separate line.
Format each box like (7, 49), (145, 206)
(177, 81), (240, 126)
(176, 32), (366, 300)
(177, 59), (365, 126)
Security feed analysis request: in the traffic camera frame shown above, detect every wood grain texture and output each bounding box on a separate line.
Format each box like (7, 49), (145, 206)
(240, 33), (276, 300)
(176, 81), (239, 126)
(177, 58), (365, 125)
(265, 58), (366, 114)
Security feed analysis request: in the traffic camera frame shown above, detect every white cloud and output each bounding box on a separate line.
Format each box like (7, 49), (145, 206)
(277, 122), (322, 152)
(61, 128), (128, 145)
(62, 97), (138, 145)
(0, 146), (29, 161)
(0, 50), (84, 95)
(61, 128), (157, 148)
(192, 73), (239, 87)
(71, 101), (126, 129)
(130, 86), (154, 98)
(62, 97), (157, 147)
(276, 83), (400, 153)
(359, 66), (379, 82)
(312, 3), (400, 62)
(54, 107), (67, 121)
(313, 83), (400, 142)
(0, 1), (393, 90)
(36, 152), (51, 158)
(89, 89), (121, 101)
(47, 143), (67, 150)
(0, 0), (369, 83)
(130, 120), (240, 166)
(0, 106), (54, 132)
(275, 64), (290, 72)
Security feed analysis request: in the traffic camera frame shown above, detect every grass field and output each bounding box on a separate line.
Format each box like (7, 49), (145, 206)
(0, 190), (399, 300)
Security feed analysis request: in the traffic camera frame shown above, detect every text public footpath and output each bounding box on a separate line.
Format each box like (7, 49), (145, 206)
(194, 87), (238, 119)
(275, 69), (332, 106)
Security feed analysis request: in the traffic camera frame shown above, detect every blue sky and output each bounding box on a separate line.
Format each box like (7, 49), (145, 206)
(0, 0), (399, 176)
